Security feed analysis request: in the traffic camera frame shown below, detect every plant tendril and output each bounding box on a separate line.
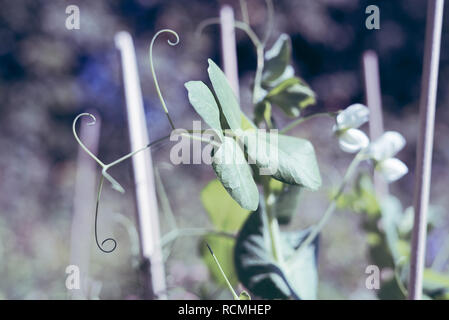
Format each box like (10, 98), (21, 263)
(72, 113), (105, 167)
(196, 19), (262, 48)
(262, 0), (274, 45)
(149, 29), (180, 130)
(94, 175), (117, 253)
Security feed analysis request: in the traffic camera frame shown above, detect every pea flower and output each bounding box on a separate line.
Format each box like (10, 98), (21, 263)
(333, 104), (370, 153)
(367, 131), (408, 182)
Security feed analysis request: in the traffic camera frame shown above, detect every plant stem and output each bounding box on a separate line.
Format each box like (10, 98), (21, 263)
(280, 112), (336, 134)
(266, 199), (283, 264)
(292, 152), (363, 258)
(206, 243), (239, 300)
(160, 228), (236, 247)
(239, 0), (250, 25)
(195, 18), (264, 106)
(252, 45), (265, 105)
(262, 178), (284, 265)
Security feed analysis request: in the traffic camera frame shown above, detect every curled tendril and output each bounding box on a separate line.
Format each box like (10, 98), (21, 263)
(196, 18), (262, 50)
(72, 113), (105, 167)
(149, 29), (180, 130)
(72, 113), (125, 193)
(197, 0), (274, 48)
(95, 175), (117, 253)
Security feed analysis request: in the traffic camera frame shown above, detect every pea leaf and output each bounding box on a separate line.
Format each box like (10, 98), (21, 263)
(202, 179), (250, 229)
(208, 59), (242, 132)
(266, 78), (316, 117)
(201, 179), (249, 287)
(262, 34), (291, 84)
(234, 201), (319, 299)
(243, 131), (321, 190)
(212, 136), (259, 211)
(184, 81), (223, 138)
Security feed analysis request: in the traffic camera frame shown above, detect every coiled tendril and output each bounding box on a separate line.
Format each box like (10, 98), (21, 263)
(72, 29), (209, 254)
(149, 29), (180, 130)
(73, 113), (118, 253)
(94, 175), (117, 253)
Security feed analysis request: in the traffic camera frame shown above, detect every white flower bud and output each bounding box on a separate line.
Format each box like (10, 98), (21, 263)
(376, 158), (408, 182)
(338, 128), (370, 153)
(368, 131), (406, 161)
(336, 104), (369, 130)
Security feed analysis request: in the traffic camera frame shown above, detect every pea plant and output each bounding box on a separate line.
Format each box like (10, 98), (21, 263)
(72, 3), (411, 300)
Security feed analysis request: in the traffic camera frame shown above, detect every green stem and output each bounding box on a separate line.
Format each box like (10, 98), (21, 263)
(160, 228), (236, 247)
(262, 0), (274, 45)
(262, 178), (283, 265)
(195, 18), (264, 106)
(291, 152), (363, 259)
(206, 243), (239, 300)
(280, 112), (337, 134)
(252, 45), (265, 105)
(239, 0), (250, 25)
(107, 134), (171, 168)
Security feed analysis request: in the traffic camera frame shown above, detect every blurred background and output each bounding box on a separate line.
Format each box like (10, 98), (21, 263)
(1, 0), (449, 299)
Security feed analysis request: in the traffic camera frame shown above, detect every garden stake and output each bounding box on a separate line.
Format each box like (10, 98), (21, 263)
(363, 50), (388, 198)
(220, 4), (240, 100)
(115, 31), (167, 299)
(409, 0), (444, 300)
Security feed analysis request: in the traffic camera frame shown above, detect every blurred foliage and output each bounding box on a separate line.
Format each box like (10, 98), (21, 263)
(337, 173), (449, 300)
(200, 179), (249, 288)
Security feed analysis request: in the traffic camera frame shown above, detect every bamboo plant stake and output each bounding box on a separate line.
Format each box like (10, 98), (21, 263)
(409, 0), (444, 300)
(114, 31), (167, 299)
(220, 4), (240, 99)
(362, 51), (388, 198)
(70, 112), (101, 299)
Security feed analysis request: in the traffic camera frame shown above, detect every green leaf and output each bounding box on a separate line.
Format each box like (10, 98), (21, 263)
(241, 113), (257, 131)
(238, 291), (251, 300)
(212, 136), (259, 211)
(266, 78), (316, 117)
(208, 59), (242, 132)
(423, 269), (449, 299)
(202, 179), (250, 230)
(254, 101), (273, 127)
(234, 202), (319, 299)
(262, 34), (291, 84)
(201, 179), (250, 288)
(336, 173), (380, 216)
(243, 131), (321, 190)
(184, 81), (223, 137)
(423, 269), (449, 290)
